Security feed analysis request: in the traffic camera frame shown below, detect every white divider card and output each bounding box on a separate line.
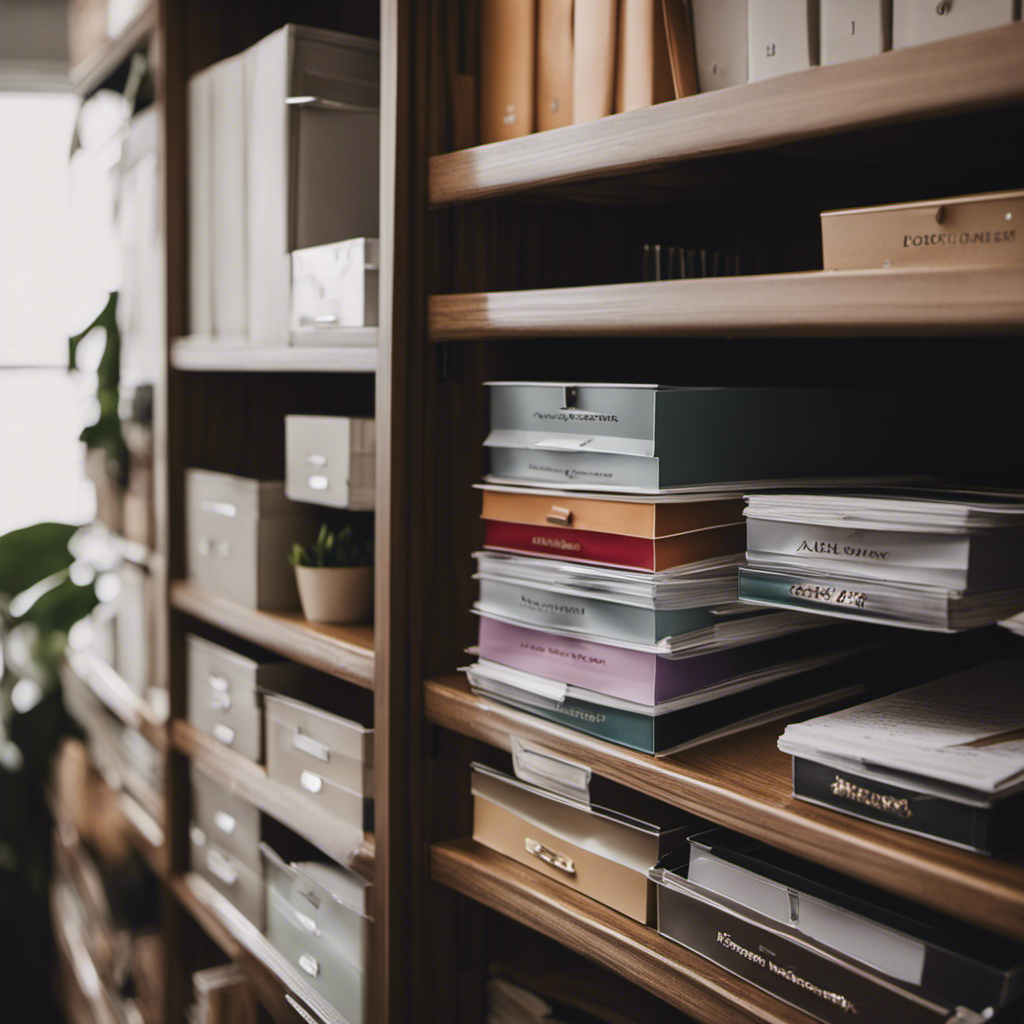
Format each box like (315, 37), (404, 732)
(511, 735), (592, 804)
(820, 0), (892, 65)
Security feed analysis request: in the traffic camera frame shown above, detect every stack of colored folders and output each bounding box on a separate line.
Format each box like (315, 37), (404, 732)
(464, 383), (904, 755)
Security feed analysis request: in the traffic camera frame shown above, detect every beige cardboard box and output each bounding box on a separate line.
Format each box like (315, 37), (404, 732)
(821, 190), (1024, 271)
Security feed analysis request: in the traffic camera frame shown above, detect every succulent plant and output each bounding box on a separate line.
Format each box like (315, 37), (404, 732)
(288, 522), (373, 569)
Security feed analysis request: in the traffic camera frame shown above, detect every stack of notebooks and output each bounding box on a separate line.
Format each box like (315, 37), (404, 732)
(464, 383), (913, 755)
(778, 659), (1024, 857)
(739, 489), (1024, 631)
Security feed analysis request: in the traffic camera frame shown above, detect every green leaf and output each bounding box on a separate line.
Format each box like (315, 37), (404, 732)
(17, 577), (97, 636)
(0, 524), (78, 599)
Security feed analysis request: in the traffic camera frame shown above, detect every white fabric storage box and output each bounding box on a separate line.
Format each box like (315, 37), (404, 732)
(185, 469), (318, 609)
(246, 25), (380, 346)
(285, 415), (375, 510)
(691, 0), (748, 90)
(191, 767), (261, 877)
(190, 825), (264, 929)
(748, 0), (819, 81)
(263, 844), (370, 1024)
(893, 0), (1017, 47)
(264, 694), (373, 832)
(291, 238), (379, 341)
(186, 634), (305, 762)
(820, 0), (891, 64)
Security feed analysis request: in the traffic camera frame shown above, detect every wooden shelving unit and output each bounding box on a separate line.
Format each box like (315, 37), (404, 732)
(432, 838), (819, 1024)
(173, 720), (374, 876)
(429, 23), (1024, 205)
(170, 580), (374, 689)
(171, 872), (349, 1024)
(69, 2), (156, 95)
(170, 336), (378, 373)
(428, 267), (1024, 340)
(425, 675), (1024, 941)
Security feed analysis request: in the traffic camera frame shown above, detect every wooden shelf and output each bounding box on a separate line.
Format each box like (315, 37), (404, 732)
(425, 675), (1024, 941)
(70, 2), (156, 96)
(171, 872), (348, 1024)
(429, 23), (1024, 205)
(171, 337), (378, 373)
(170, 580), (374, 689)
(173, 720), (374, 878)
(64, 650), (168, 752)
(428, 267), (1024, 340)
(432, 839), (817, 1024)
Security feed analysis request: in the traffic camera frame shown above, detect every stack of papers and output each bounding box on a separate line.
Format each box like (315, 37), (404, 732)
(739, 489), (1024, 630)
(778, 660), (1024, 854)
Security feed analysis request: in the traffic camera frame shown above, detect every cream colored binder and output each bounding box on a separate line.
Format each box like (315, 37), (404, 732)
(660, 0), (698, 99)
(615, 0), (677, 111)
(479, 0), (537, 142)
(573, 0), (618, 123)
(537, 0), (574, 129)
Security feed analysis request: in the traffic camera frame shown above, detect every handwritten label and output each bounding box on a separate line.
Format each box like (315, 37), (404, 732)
(520, 595), (585, 617)
(796, 540), (889, 561)
(519, 640), (606, 666)
(903, 229), (1016, 248)
(531, 535), (581, 552)
(527, 462), (614, 481)
(789, 584), (867, 609)
(533, 410), (620, 423)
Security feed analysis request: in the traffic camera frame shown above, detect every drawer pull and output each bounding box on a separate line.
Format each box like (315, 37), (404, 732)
(300, 771), (323, 794)
(208, 675), (229, 692)
(199, 500), (237, 518)
(206, 849), (238, 886)
(307, 475), (329, 491)
(213, 723), (236, 746)
(305, 453), (328, 466)
(546, 505), (573, 526)
(293, 730), (330, 763)
(311, 315), (338, 326)
(295, 910), (319, 935)
(216, 541), (231, 558)
(197, 539), (211, 556)
(209, 691), (231, 711)
(213, 811), (236, 835)
(525, 837), (575, 876)
(190, 825), (206, 847)
(298, 954), (320, 978)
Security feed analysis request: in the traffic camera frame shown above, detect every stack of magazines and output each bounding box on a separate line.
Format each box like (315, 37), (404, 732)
(739, 489), (1024, 630)
(464, 383), (902, 756)
(777, 660), (1024, 856)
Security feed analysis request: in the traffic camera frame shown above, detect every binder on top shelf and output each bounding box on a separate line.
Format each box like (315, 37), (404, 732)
(479, 0), (537, 142)
(892, 0), (1018, 49)
(187, 66), (213, 337)
(690, 0), (747, 90)
(246, 25), (380, 346)
(211, 52), (248, 339)
(820, 0), (892, 66)
(573, 0), (619, 123)
(536, 0), (574, 130)
(660, 0), (699, 99)
(615, 0), (677, 113)
(747, 0), (819, 82)
(779, 659), (1024, 855)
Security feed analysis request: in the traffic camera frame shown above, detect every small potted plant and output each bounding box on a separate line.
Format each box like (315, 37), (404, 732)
(289, 522), (373, 624)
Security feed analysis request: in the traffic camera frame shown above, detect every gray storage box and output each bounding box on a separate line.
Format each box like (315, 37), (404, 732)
(191, 767), (261, 877)
(187, 634), (305, 762)
(262, 843), (370, 1024)
(185, 469), (318, 609)
(485, 384), (916, 491)
(264, 694), (373, 831)
(291, 238), (379, 339)
(191, 825), (264, 929)
(247, 25), (380, 347)
(285, 416), (375, 510)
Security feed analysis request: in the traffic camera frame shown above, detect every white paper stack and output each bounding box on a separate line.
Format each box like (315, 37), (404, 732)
(739, 488), (1024, 630)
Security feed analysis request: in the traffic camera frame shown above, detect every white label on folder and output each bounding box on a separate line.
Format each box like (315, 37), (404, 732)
(511, 736), (592, 804)
(213, 811), (237, 835)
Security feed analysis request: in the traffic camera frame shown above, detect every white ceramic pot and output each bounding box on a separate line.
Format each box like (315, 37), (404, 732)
(294, 565), (373, 624)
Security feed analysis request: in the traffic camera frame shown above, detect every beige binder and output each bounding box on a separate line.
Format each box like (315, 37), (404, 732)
(537, 0), (574, 130)
(573, 0), (618, 123)
(661, 0), (698, 98)
(479, 0), (537, 142)
(615, 0), (677, 112)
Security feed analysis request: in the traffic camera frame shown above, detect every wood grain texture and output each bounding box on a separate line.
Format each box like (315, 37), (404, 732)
(428, 266), (1024, 339)
(431, 839), (820, 1024)
(170, 338), (379, 373)
(171, 872), (346, 1024)
(172, 720), (374, 878)
(169, 580), (374, 688)
(429, 23), (1024, 204)
(70, 1), (156, 95)
(425, 676), (1024, 941)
